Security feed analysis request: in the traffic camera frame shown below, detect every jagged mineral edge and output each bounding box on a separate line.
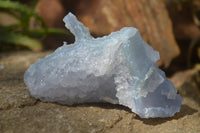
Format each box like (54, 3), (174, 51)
(24, 12), (182, 118)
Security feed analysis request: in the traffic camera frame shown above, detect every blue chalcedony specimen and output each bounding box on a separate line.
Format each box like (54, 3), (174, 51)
(24, 12), (182, 118)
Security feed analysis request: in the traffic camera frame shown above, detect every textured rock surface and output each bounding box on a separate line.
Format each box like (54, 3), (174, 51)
(24, 13), (182, 118)
(36, 0), (180, 67)
(0, 52), (49, 110)
(170, 69), (200, 105)
(36, 0), (65, 28)
(0, 51), (200, 133)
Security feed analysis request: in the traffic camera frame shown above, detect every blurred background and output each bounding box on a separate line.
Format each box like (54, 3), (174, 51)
(0, 0), (200, 76)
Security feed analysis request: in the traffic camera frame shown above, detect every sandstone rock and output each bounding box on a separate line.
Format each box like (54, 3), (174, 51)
(36, 0), (180, 67)
(0, 51), (200, 133)
(0, 51), (51, 110)
(36, 0), (66, 28)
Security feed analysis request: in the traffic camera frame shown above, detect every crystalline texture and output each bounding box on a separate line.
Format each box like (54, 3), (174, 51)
(24, 12), (182, 118)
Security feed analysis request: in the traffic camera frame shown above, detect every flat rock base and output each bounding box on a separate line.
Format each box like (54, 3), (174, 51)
(0, 51), (200, 133)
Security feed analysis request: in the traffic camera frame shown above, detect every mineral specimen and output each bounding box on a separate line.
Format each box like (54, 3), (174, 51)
(24, 12), (182, 118)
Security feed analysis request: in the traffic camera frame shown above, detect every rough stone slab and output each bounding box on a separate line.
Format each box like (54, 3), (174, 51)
(0, 51), (200, 133)
(0, 51), (51, 110)
(0, 98), (199, 133)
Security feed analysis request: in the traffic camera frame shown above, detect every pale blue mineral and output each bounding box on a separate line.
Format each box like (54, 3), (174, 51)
(24, 12), (182, 118)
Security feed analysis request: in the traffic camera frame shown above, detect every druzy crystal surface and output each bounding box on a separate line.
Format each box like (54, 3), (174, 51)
(24, 12), (182, 118)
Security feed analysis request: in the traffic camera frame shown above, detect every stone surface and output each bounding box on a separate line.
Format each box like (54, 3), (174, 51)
(24, 13), (182, 118)
(0, 51), (50, 110)
(0, 51), (200, 132)
(36, 0), (180, 67)
(36, 0), (66, 28)
(170, 69), (200, 105)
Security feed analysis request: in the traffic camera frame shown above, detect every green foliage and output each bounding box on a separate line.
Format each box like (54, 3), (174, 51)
(0, 29), (42, 51)
(0, 0), (70, 51)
